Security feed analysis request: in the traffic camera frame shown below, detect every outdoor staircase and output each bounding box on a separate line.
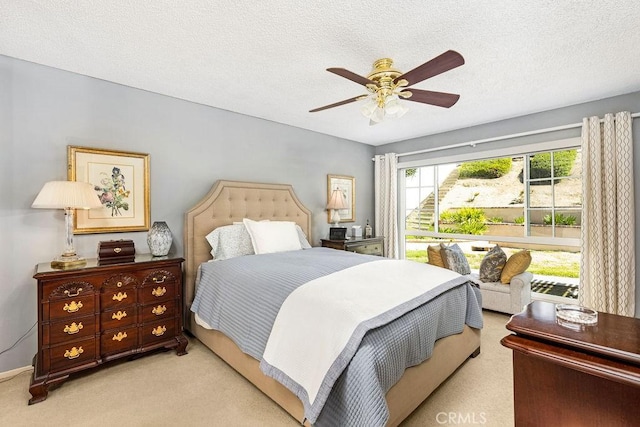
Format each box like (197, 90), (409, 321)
(405, 167), (460, 230)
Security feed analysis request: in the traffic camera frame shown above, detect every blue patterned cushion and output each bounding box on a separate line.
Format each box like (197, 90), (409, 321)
(206, 224), (255, 260)
(479, 245), (507, 282)
(441, 243), (471, 275)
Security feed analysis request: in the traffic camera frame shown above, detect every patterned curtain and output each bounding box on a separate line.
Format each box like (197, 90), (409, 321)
(579, 112), (635, 316)
(374, 153), (398, 258)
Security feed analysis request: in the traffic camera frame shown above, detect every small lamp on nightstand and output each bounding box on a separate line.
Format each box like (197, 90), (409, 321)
(327, 188), (347, 227)
(32, 181), (103, 269)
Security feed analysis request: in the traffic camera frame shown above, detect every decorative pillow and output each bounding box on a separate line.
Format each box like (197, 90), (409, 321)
(479, 245), (507, 283)
(500, 249), (532, 284)
(441, 243), (471, 275)
(205, 224), (254, 260)
(235, 221), (311, 249)
(295, 225), (312, 249)
(427, 244), (446, 268)
(243, 218), (302, 254)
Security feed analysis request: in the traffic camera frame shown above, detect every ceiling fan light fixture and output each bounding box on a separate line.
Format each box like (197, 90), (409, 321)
(370, 106), (385, 123)
(361, 97), (378, 117)
(385, 96), (401, 114)
(310, 51), (464, 122)
(393, 103), (409, 119)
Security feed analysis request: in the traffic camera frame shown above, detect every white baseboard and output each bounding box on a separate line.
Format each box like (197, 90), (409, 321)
(0, 365), (33, 381)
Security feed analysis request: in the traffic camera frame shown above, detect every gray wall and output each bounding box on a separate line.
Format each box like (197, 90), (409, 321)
(0, 55), (376, 372)
(376, 91), (640, 318)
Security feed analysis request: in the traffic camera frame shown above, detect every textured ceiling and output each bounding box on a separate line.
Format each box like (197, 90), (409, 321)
(2, 1), (640, 146)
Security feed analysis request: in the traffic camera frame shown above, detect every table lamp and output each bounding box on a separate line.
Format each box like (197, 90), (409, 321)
(32, 181), (103, 268)
(326, 188), (347, 226)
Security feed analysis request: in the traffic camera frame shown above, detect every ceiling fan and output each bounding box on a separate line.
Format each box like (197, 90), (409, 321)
(309, 50), (464, 124)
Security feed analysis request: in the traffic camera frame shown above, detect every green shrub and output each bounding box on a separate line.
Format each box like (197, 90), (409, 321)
(529, 150), (577, 181)
(405, 168), (417, 178)
(459, 158), (512, 179)
(439, 207), (487, 235)
(514, 216), (525, 224)
(543, 213), (577, 226)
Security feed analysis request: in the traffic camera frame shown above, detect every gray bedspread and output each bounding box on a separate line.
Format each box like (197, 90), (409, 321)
(191, 247), (483, 426)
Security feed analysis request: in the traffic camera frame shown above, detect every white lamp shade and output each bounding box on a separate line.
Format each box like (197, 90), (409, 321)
(326, 188), (348, 210)
(32, 181), (103, 210)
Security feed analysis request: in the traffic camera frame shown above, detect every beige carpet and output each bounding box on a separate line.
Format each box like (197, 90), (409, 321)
(0, 310), (514, 426)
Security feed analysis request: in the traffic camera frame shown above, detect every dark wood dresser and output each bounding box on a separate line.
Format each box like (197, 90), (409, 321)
(501, 301), (640, 427)
(29, 254), (188, 404)
(320, 236), (384, 256)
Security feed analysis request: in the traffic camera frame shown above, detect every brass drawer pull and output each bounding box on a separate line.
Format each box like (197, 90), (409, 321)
(112, 310), (127, 321)
(152, 287), (166, 297)
(63, 322), (83, 335)
(63, 301), (83, 313)
(153, 275), (167, 284)
(113, 247), (122, 254)
(116, 281), (123, 288)
(112, 292), (127, 302)
(64, 346), (84, 360)
(151, 325), (166, 337)
(112, 332), (127, 342)
(152, 305), (167, 316)
(64, 288), (83, 298)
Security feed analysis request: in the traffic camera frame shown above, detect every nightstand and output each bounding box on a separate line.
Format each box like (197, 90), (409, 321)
(320, 236), (384, 256)
(29, 254), (188, 404)
(501, 301), (640, 426)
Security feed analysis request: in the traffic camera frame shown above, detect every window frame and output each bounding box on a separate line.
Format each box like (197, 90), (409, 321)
(398, 138), (581, 259)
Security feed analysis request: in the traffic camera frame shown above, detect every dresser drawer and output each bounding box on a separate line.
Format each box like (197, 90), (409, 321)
(49, 338), (96, 371)
(45, 316), (96, 346)
(101, 274), (138, 311)
(142, 322), (176, 346)
(140, 283), (176, 304)
(141, 302), (175, 323)
(48, 295), (96, 321)
(101, 306), (137, 330)
(101, 326), (138, 355)
(348, 243), (383, 256)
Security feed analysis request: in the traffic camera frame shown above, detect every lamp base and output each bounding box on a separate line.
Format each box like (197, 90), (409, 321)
(51, 254), (87, 269)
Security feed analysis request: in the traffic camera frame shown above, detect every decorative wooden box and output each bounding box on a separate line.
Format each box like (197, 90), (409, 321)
(98, 240), (135, 265)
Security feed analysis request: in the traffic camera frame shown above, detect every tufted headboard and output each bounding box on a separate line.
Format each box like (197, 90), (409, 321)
(183, 180), (312, 311)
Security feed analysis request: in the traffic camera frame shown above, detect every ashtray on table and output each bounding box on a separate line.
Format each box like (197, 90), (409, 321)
(555, 304), (598, 327)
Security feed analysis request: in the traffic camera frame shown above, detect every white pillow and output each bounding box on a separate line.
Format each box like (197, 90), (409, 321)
(296, 225), (312, 249)
(235, 220), (311, 249)
(242, 218), (302, 254)
(205, 224), (255, 260)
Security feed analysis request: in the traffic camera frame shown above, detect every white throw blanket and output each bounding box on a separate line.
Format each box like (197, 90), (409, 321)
(261, 259), (464, 415)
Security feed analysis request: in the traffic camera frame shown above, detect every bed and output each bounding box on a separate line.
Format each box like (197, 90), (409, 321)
(184, 180), (482, 426)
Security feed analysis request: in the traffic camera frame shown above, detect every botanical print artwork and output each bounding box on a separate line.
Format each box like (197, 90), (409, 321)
(95, 167), (131, 216)
(68, 145), (149, 234)
(87, 162), (135, 219)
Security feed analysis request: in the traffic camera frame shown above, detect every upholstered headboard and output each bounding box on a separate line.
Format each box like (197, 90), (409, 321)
(183, 180), (312, 311)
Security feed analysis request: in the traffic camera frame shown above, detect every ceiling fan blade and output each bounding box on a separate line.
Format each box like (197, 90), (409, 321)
(309, 96), (363, 112)
(404, 89), (460, 108)
(394, 50), (464, 86)
(327, 68), (376, 86)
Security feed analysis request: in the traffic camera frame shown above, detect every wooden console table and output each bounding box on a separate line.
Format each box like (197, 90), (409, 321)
(501, 301), (640, 427)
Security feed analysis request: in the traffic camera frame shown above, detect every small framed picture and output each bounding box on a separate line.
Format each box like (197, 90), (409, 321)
(68, 146), (150, 234)
(329, 227), (347, 240)
(327, 174), (355, 223)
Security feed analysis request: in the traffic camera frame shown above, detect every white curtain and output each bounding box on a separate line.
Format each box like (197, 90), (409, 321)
(579, 112), (635, 316)
(374, 153), (398, 258)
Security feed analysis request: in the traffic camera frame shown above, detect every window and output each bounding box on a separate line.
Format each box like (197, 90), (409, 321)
(400, 143), (581, 299)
